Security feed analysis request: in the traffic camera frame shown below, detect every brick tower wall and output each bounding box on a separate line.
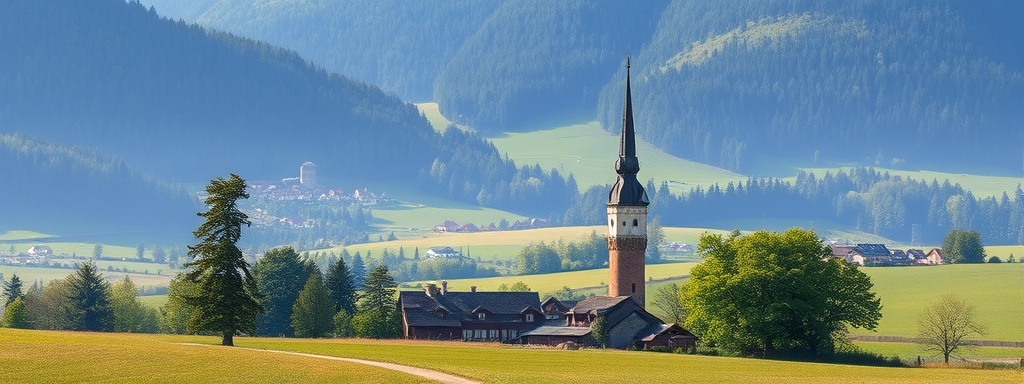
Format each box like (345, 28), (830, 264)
(608, 236), (647, 307)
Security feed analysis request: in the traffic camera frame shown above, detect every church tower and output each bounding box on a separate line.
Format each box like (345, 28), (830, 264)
(607, 58), (649, 308)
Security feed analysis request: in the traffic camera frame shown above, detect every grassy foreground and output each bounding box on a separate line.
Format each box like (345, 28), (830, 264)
(1, 329), (1018, 384)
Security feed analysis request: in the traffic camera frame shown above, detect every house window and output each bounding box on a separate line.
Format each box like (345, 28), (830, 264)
(474, 329), (484, 339)
(489, 329), (498, 339)
(462, 330), (471, 339)
(477, 312), (486, 320)
(526, 313), (534, 322)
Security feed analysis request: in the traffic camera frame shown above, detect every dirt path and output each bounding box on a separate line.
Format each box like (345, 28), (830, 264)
(179, 343), (481, 384)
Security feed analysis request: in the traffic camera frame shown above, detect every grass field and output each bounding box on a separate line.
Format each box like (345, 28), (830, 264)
(853, 340), (1024, 362)
(331, 226), (729, 262)
(0, 230), (54, 241)
(1, 329), (1017, 384)
(855, 263), (1024, 341)
(1, 241), (149, 259)
(0, 264), (173, 289)
(486, 121), (744, 194)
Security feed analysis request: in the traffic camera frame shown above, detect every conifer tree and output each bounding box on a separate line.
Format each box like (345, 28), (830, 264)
(66, 260), (113, 332)
(182, 174), (263, 346)
(352, 264), (400, 338)
(351, 253), (366, 287)
(325, 257), (357, 315)
(291, 271), (335, 338)
(3, 274), (23, 307)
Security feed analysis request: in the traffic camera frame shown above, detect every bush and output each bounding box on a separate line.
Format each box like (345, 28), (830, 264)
(988, 256), (1002, 263)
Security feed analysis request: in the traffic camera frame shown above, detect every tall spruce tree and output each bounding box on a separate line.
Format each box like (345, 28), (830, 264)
(254, 247), (306, 336)
(352, 264), (400, 338)
(291, 271), (335, 338)
(3, 274), (23, 307)
(182, 174), (263, 346)
(350, 253), (366, 287)
(325, 257), (357, 315)
(66, 260), (113, 332)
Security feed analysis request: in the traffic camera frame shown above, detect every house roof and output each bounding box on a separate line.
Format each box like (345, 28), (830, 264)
(400, 290), (542, 328)
(637, 323), (696, 342)
(568, 296), (660, 330)
(427, 246), (458, 254)
(567, 295), (630, 315)
(829, 245), (855, 257)
(906, 249), (928, 259)
(854, 244), (891, 257)
(521, 326), (592, 337)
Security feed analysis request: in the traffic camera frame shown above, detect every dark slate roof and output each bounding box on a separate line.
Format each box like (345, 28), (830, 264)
(568, 296), (630, 315)
(907, 249), (928, 259)
(521, 326), (592, 337)
(637, 323), (696, 342)
(829, 244), (856, 257)
(854, 243), (891, 257)
(399, 291), (462, 328)
(401, 290), (542, 327)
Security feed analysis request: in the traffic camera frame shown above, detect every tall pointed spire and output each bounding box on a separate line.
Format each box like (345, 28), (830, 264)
(619, 57), (637, 162)
(609, 57), (648, 206)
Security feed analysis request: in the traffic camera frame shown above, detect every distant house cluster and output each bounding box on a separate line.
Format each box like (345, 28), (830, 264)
(0, 245), (51, 265)
(829, 243), (943, 266)
(432, 218), (547, 233)
(399, 283), (696, 350)
(424, 246), (462, 259)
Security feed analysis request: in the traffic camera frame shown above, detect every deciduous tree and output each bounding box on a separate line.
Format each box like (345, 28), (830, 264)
(683, 229), (881, 356)
(111, 276), (158, 333)
(254, 247), (306, 337)
(182, 174), (263, 346)
(650, 282), (686, 324)
(917, 294), (986, 364)
(942, 229), (986, 263)
(1, 297), (30, 329)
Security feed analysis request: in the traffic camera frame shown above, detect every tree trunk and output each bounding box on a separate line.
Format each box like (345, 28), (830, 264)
(222, 330), (234, 346)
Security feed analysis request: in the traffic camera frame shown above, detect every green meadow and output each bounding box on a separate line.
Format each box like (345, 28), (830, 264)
(1, 329), (1017, 384)
(486, 121), (744, 194)
(0, 230), (54, 241)
(853, 340), (1024, 362)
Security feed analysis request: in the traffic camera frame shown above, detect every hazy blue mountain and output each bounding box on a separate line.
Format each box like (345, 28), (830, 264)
(597, 0), (1024, 174)
(140, 0), (503, 101)
(1, 0), (437, 182)
(0, 134), (197, 239)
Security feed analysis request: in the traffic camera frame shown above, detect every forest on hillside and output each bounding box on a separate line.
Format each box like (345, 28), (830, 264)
(147, 0), (1024, 174)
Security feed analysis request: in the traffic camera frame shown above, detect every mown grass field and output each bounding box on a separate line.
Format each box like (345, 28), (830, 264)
(1, 241), (149, 259)
(1, 329), (1017, 384)
(853, 340), (1024, 362)
(0, 264), (173, 290)
(854, 263), (1024, 341)
(0, 230), (54, 241)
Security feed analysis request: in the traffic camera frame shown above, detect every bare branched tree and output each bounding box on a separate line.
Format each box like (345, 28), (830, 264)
(917, 294), (987, 364)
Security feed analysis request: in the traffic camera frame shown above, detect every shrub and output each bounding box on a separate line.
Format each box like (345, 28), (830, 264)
(988, 256), (1002, 263)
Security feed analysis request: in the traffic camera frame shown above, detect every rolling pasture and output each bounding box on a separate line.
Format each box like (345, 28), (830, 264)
(1, 329), (1017, 384)
(486, 121), (744, 194)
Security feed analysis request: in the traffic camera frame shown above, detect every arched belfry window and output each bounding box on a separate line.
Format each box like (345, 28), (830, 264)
(632, 219), (638, 226)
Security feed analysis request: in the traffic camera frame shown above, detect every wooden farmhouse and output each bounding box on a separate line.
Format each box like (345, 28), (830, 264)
(399, 282), (544, 341)
(521, 296), (696, 350)
(926, 248), (945, 264)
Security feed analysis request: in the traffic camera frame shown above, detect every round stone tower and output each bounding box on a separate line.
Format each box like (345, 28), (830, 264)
(300, 161), (317, 187)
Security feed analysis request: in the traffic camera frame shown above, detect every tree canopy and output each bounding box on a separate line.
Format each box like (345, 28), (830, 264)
(182, 174), (263, 346)
(942, 229), (987, 263)
(683, 228), (881, 356)
(254, 247), (307, 337)
(66, 260), (114, 332)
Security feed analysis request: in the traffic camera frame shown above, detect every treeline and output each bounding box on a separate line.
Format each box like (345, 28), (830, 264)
(599, 0), (1024, 173)
(417, 127), (577, 216)
(516, 232), (607, 275)
(245, 202), (376, 250)
(564, 168), (1024, 245)
(0, 134), (197, 237)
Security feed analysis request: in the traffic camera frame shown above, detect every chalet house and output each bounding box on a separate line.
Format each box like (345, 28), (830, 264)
(522, 296), (696, 350)
(847, 244), (893, 266)
(540, 296), (578, 321)
(890, 249), (911, 266)
(425, 246), (462, 259)
(26, 245), (53, 257)
(906, 249), (930, 264)
(455, 223), (480, 233)
(926, 248), (944, 264)
(433, 220), (459, 233)
(829, 244), (856, 260)
(399, 283), (544, 342)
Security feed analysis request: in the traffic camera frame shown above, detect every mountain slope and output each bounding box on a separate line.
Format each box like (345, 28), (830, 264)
(140, 0), (502, 101)
(597, 0), (1024, 173)
(0, 0), (436, 181)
